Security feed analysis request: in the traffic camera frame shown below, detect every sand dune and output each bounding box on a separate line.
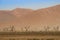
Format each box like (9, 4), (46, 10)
(0, 5), (60, 28)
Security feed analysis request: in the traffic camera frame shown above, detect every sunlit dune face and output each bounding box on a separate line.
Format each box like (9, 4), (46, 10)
(10, 8), (33, 17)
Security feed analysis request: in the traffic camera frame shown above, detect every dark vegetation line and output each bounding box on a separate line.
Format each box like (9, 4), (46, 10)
(0, 31), (60, 36)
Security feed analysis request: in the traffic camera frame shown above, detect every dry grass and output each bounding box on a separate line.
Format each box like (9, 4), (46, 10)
(0, 32), (60, 40)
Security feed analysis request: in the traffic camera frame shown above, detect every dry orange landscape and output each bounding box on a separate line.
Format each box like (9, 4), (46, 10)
(0, 5), (60, 31)
(0, 0), (60, 40)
